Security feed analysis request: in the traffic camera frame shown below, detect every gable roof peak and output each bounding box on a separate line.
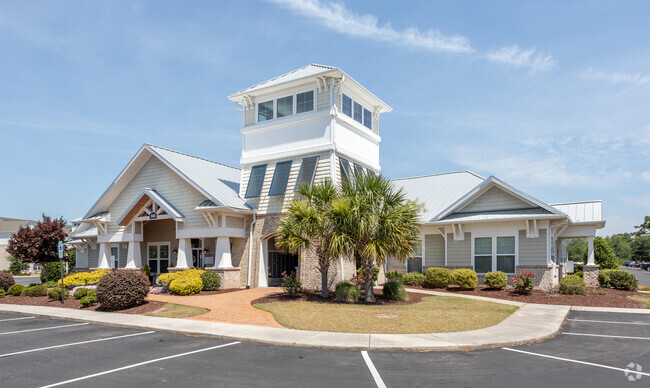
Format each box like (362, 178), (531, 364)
(145, 144), (240, 171)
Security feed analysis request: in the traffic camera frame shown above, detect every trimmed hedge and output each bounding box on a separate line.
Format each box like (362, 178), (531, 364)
(484, 271), (507, 289)
(48, 288), (70, 301)
(80, 293), (97, 307)
(449, 269), (478, 290)
(598, 269), (615, 288)
(402, 272), (426, 286)
(200, 271), (221, 291)
(0, 289), (5, 298)
(559, 275), (587, 295)
(22, 284), (48, 297)
(608, 270), (638, 291)
(382, 281), (409, 301)
(7, 284), (25, 296)
(73, 288), (89, 299)
(424, 267), (450, 288)
(170, 277), (203, 296)
(335, 281), (361, 303)
(0, 272), (15, 291)
(158, 269), (205, 286)
(60, 269), (112, 288)
(96, 271), (150, 310)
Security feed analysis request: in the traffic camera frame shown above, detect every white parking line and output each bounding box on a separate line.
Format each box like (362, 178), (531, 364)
(503, 347), (650, 377)
(0, 331), (155, 358)
(39, 341), (240, 388)
(0, 323), (88, 336)
(0, 316), (35, 323)
(563, 332), (650, 340)
(361, 351), (387, 388)
(568, 318), (650, 326)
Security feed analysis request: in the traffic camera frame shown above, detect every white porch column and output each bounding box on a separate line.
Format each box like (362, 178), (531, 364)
(176, 238), (193, 269)
(125, 241), (142, 269)
(97, 242), (111, 269)
(215, 237), (232, 268)
(561, 240), (569, 264)
(587, 236), (595, 265)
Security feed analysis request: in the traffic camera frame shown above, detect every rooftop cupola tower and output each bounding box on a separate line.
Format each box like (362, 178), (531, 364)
(228, 64), (392, 214)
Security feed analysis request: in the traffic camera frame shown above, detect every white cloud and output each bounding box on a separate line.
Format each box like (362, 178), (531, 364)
(580, 68), (650, 86)
(641, 171), (650, 183)
(485, 45), (556, 73)
(268, 0), (474, 54)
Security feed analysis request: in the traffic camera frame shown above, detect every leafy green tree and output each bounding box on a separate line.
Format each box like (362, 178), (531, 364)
(634, 216), (650, 237)
(567, 239), (587, 263)
(8, 256), (28, 275)
(631, 235), (650, 262)
(330, 174), (421, 303)
(276, 181), (340, 298)
(594, 237), (618, 269)
(604, 233), (632, 263)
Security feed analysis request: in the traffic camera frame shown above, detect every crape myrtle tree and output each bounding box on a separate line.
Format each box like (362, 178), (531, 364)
(276, 181), (340, 298)
(7, 214), (69, 282)
(330, 174), (421, 303)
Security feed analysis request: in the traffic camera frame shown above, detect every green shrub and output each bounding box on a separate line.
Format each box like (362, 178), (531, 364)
(574, 271), (583, 279)
(200, 271), (221, 291)
(402, 271), (426, 286)
(87, 289), (96, 298)
(424, 267), (450, 288)
(142, 264), (151, 277)
(559, 275), (587, 294)
(40, 262), (63, 283)
(47, 287), (70, 301)
(170, 277), (203, 296)
(22, 284), (48, 297)
(281, 271), (303, 297)
(574, 263), (584, 273)
(0, 289), (5, 297)
(608, 270), (638, 291)
(73, 288), (89, 299)
(598, 269), (615, 288)
(7, 284), (25, 296)
(357, 265), (380, 282)
(96, 271), (151, 310)
(484, 271), (508, 289)
(449, 269), (478, 289)
(382, 281), (409, 301)
(0, 272), (15, 291)
(42, 281), (58, 288)
(80, 294), (97, 307)
(385, 271), (403, 283)
(8, 256), (28, 275)
(157, 269), (205, 286)
(335, 281), (361, 303)
(513, 271), (535, 294)
(59, 269), (112, 288)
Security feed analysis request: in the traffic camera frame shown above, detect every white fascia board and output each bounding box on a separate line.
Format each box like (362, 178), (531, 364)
(340, 74), (392, 112)
(334, 147), (381, 172)
(228, 68), (340, 101)
(194, 205), (255, 215)
(424, 214), (568, 226)
(240, 144), (335, 166)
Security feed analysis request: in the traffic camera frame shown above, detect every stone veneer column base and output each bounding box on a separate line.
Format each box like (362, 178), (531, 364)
(583, 265), (599, 287)
(515, 265), (555, 291)
(205, 267), (242, 289)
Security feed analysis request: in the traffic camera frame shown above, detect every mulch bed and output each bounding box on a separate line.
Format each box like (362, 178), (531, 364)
(251, 289), (425, 306)
(410, 286), (647, 309)
(0, 295), (165, 315)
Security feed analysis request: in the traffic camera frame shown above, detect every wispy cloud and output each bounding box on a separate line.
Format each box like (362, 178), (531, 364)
(485, 45), (556, 73)
(268, 0), (473, 54)
(641, 171), (650, 183)
(580, 68), (650, 86)
(269, 0), (555, 73)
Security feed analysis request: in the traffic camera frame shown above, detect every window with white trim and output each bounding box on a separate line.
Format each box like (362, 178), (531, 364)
(277, 96), (293, 118)
(257, 100), (273, 122)
(341, 93), (373, 130)
(296, 91), (314, 113)
(256, 90), (315, 123)
(474, 236), (516, 273)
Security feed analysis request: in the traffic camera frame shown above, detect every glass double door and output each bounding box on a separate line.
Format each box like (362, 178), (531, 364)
(148, 243), (170, 280)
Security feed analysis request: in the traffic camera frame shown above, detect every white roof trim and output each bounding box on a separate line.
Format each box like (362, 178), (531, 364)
(431, 176), (565, 222)
(116, 188), (185, 225)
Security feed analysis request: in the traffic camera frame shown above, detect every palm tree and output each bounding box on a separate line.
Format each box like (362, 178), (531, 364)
(275, 180), (340, 298)
(330, 174), (421, 302)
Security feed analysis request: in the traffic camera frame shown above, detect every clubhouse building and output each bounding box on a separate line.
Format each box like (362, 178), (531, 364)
(70, 65), (605, 290)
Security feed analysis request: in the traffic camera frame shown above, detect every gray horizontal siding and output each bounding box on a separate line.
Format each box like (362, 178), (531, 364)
(447, 232), (471, 266)
(519, 229), (547, 265)
(424, 234), (444, 266)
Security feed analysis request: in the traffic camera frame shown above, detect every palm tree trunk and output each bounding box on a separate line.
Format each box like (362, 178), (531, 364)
(361, 255), (375, 303)
(321, 272), (329, 298)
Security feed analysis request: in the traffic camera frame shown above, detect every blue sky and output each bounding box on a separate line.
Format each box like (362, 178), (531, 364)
(1, 0), (648, 235)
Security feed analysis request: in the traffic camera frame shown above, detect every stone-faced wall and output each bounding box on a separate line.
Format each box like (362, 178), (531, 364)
(516, 265), (555, 291)
(299, 247), (356, 291)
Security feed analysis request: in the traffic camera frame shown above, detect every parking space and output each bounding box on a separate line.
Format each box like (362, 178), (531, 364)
(0, 310), (648, 387)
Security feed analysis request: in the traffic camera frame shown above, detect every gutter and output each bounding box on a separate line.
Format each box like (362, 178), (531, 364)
(246, 213), (257, 289)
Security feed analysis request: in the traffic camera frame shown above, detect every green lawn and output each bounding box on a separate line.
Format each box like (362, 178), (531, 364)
(254, 296), (518, 334)
(145, 303), (208, 318)
(629, 295), (650, 309)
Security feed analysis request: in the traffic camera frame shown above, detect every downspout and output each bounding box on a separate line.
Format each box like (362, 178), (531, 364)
(246, 213), (257, 289)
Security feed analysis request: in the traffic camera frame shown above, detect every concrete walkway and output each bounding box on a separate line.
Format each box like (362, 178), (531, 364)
(147, 288), (284, 328)
(0, 290), (570, 351)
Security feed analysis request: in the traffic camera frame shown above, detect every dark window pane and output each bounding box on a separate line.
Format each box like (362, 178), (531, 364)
(148, 245), (157, 259)
(497, 255), (515, 273)
(148, 260), (158, 274)
(258, 100), (273, 122)
(277, 96), (293, 118)
(339, 157), (352, 183)
(294, 156), (319, 191)
(191, 239), (202, 249)
(497, 236), (515, 254)
(367, 170), (376, 177)
(342, 94), (352, 117)
(245, 164), (267, 198)
(353, 163), (364, 177)
(160, 260), (169, 274)
(296, 91), (314, 113)
(475, 237), (492, 255)
(269, 161), (292, 196)
(353, 102), (362, 123)
(475, 256), (492, 273)
(159, 245), (169, 259)
(363, 108), (372, 129)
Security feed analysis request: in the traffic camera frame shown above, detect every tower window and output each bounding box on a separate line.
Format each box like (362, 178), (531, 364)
(363, 108), (372, 130)
(277, 96), (293, 118)
(296, 91), (314, 114)
(353, 102), (363, 123)
(342, 94), (352, 117)
(245, 164), (267, 198)
(268, 161), (293, 196)
(258, 101), (273, 122)
(294, 156), (319, 191)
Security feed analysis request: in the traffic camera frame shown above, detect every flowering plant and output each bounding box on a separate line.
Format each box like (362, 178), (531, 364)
(281, 271), (303, 297)
(512, 271), (535, 294)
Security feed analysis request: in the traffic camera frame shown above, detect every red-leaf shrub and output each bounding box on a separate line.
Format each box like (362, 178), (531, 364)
(96, 270), (150, 310)
(0, 272), (15, 291)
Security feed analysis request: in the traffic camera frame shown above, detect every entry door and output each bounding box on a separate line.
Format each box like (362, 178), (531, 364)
(111, 247), (119, 269)
(191, 239), (203, 268)
(267, 237), (299, 286)
(148, 243), (170, 277)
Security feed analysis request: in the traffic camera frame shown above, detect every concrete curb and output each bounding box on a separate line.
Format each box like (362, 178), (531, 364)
(0, 300), (569, 352)
(570, 306), (650, 314)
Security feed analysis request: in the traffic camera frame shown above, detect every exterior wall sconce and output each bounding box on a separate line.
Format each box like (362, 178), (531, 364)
(203, 248), (209, 253)
(172, 248), (178, 254)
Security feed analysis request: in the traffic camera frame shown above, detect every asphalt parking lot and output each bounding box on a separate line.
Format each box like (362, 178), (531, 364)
(620, 266), (650, 287)
(0, 310), (648, 387)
